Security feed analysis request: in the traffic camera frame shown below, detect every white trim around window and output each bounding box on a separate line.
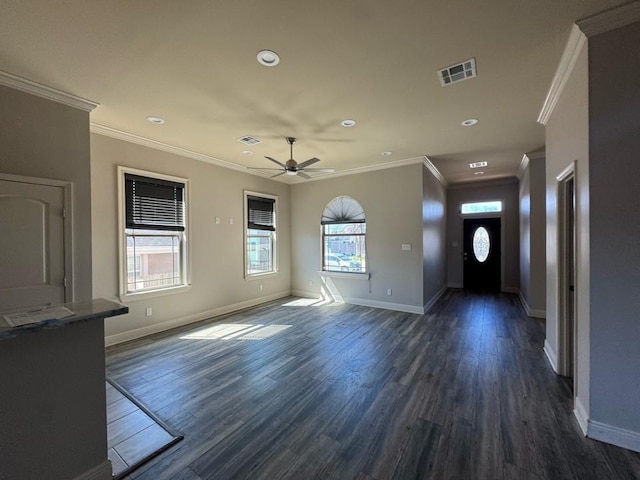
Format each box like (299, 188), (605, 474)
(243, 190), (278, 279)
(117, 166), (191, 301)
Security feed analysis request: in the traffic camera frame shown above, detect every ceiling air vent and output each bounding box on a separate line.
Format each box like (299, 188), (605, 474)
(237, 135), (262, 146)
(438, 58), (477, 86)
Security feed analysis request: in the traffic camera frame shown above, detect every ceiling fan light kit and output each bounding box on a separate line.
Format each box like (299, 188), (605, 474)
(246, 137), (335, 180)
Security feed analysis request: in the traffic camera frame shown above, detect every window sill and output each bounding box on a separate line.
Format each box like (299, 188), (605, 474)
(317, 271), (370, 280)
(245, 271), (278, 281)
(120, 284), (191, 302)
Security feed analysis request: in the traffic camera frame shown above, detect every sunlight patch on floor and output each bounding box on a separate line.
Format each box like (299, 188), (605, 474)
(180, 323), (291, 341)
(281, 297), (337, 307)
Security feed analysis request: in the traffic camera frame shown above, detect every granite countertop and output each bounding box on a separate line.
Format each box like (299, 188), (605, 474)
(0, 298), (128, 341)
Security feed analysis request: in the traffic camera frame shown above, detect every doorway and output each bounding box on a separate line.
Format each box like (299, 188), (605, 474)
(463, 217), (501, 292)
(557, 165), (577, 391)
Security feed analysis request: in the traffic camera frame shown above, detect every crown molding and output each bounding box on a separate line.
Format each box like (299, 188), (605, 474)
(517, 151), (546, 180)
(423, 156), (448, 187)
(292, 156), (425, 184)
(90, 123), (275, 179)
(537, 24), (586, 126)
(91, 124), (444, 185)
(577, 1), (640, 38)
(0, 70), (99, 112)
(518, 154), (530, 180)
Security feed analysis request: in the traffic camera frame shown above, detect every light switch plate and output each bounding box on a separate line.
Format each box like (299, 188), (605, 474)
(402, 244), (411, 251)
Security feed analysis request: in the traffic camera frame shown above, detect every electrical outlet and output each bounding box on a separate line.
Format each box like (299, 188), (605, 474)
(145, 307), (152, 317)
(229, 217), (234, 225)
(259, 284), (263, 292)
(387, 289), (392, 296)
(308, 281), (314, 287)
(215, 216), (220, 225)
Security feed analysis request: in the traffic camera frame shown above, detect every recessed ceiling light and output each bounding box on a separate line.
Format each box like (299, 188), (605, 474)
(381, 151), (392, 156)
(257, 50), (280, 67)
(146, 116), (165, 125)
(470, 161), (488, 168)
(241, 150), (253, 155)
(341, 119), (356, 127)
(461, 118), (478, 127)
(474, 171), (485, 175)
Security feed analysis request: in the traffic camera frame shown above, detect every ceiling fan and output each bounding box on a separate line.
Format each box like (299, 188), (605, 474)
(247, 137), (335, 179)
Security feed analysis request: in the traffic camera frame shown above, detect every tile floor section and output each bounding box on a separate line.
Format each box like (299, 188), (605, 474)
(106, 381), (179, 478)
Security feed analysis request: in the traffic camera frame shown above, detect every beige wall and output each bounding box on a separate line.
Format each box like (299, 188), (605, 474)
(588, 21), (640, 437)
(519, 156), (546, 317)
(422, 166), (447, 308)
(545, 44), (589, 414)
(519, 166), (532, 304)
(446, 179), (520, 291)
(0, 85), (93, 301)
(290, 164), (427, 311)
(91, 134), (291, 343)
(0, 86), (104, 480)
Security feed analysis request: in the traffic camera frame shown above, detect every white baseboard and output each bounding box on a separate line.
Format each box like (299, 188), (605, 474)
(423, 285), (447, 314)
(543, 339), (559, 373)
(574, 396), (589, 435)
(518, 292), (547, 319)
(342, 297), (424, 314)
(291, 290), (424, 315)
(588, 420), (640, 453)
(72, 460), (112, 480)
(290, 289), (321, 299)
(105, 291), (291, 346)
(448, 283), (463, 289)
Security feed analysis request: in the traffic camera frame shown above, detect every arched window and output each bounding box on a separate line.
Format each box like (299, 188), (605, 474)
(321, 196), (366, 273)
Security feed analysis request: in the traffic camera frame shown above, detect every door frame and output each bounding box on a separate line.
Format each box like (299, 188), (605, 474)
(556, 162), (577, 384)
(459, 205), (506, 291)
(0, 172), (74, 303)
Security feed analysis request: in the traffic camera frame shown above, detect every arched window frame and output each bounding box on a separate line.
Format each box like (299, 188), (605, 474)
(321, 196), (367, 274)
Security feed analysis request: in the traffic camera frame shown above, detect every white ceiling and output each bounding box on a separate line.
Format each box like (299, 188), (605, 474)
(0, 1), (628, 184)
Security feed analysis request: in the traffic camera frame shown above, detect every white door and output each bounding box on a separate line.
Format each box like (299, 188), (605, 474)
(0, 178), (66, 312)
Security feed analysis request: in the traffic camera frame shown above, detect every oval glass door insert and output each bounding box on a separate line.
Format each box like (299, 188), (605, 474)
(473, 226), (490, 262)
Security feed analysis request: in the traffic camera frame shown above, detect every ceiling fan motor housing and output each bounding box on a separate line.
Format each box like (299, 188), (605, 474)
(285, 159), (298, 170)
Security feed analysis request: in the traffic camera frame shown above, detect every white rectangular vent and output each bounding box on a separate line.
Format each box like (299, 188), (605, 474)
(469, 161), (487, 168)
(438, 58), (477, 86)
(237, 135), (262, 146)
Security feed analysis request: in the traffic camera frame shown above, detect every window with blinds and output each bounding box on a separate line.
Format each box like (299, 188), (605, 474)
(121, 169), (189, 295)
(245, 192), (277, 276)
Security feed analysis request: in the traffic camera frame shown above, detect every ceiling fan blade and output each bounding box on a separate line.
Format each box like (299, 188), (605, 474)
(300, 167), (336, 173)
(297, 157), (320, 169)
(246, 167), (285, 171)
(265, 156), (287, 168)
(270, 171), (287, 178)
(297, 171), (312, 179)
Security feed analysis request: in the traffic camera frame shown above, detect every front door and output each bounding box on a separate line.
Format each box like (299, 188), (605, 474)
(463, 217), (501, 292)
(0, 178), (66, 312)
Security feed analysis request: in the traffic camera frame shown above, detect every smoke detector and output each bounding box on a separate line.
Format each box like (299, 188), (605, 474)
(438, 58), (477, 86)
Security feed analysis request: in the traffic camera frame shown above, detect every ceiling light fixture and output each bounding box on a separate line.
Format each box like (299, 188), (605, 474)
(241, 150), (253, 155)
(474, 171), (485, 175)
(381, 151), (392, 156)
(257, 50), (280, 67)
(461, 118), (478, 127)
(146, 116), (165, 125)
(341, 119), (356, 127)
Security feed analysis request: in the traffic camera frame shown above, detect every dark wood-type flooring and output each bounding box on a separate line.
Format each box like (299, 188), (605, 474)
(106, 290), (640, 479)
